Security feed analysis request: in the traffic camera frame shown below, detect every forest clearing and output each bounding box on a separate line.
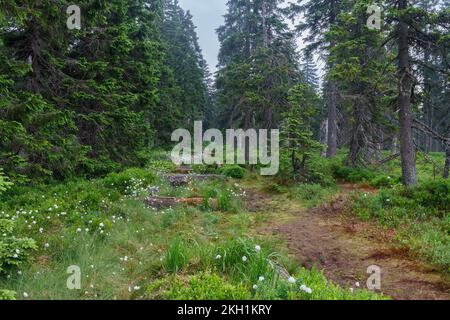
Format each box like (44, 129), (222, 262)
(0, 150), (449, 300)
(0, 0), (449, 303)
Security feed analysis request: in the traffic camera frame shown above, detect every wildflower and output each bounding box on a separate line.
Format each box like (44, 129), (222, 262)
(288, 277), (296, 284)
(99, 222), (105, 228)
(252, 284), (258, 290)
(23, 292), (29, 298)
(76, 228), (82, 233)
(13, 254), (18, 258)
(242, 256), (248, 262)
(350, 288), (354, 293)
(215, 254), (222, 260)
(255, 245), (261, 252)
(44, 243), (49, 248)
(17, 270), (22, 275)
(15, 249), (20, 254)
(133, 286), (141, 290)
(39, 228), (44, 233)
(258, 276), (265, 282)
(355, 282), (360, 288)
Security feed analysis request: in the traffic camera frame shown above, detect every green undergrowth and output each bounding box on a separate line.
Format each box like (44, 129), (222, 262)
(0, 158), (385, 300)
(351, 179), (450, 273)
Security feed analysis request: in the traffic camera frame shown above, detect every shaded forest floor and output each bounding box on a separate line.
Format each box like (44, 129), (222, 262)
(248, 183), (450, 300)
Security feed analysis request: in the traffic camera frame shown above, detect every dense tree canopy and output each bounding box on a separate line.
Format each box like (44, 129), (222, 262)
(0, 0), (449, 186)
(0, 0), (209, 180)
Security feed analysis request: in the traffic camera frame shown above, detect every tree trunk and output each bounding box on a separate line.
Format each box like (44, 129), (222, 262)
(261, 0), (269, 48)
(375, 143), (382, 162)
(320, 118), (328, 157)
(326, 81), (338, 158)
(397, 0), (417, 186)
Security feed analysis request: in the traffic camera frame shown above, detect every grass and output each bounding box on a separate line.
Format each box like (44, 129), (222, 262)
(351, 181), (450, 273)
(0, 156), (385, 300)
(313, 149), (450, 275)
(287, 183), (338, 208)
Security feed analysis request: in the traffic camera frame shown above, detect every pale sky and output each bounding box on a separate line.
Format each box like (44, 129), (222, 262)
(178, 0), (227, 73)
(177, 1), (323, 79)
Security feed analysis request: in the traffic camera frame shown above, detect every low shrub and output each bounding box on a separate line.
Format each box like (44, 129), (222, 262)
(220, 165), (246, 179)
(0, 289), (16, 300)
(166, 272), (251, 300)
(0, 219), (37, 274)
(408, 180), (450, 211)
(147, 160), (176, 173)
(192, 164), (220, 174)
(370, 175), (401, 188)
(0, 169), (12, 195)
(102, 168), (157, 193)
(332, 164), (376, 183)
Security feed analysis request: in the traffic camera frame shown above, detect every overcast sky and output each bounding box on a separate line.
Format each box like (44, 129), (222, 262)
(177, 1), (323, 79)
(178, 0), (227, 73)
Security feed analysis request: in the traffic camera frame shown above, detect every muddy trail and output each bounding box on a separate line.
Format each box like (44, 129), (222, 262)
(250, 184), (450, 300)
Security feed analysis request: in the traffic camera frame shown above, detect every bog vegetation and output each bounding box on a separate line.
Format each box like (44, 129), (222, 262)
(0, 0), (449, 300)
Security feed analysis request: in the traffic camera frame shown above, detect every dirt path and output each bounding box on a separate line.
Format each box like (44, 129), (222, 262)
(251, 184), (450, 300)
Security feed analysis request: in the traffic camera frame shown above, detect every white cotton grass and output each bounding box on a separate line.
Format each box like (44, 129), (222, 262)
(255, 245), (261, 252)
(258, 276), (265, 282)
(242, 256), (248, 262)
(288, 277), (296, 284)
(300, 284), (313, 294)
(215, 254), (222, 260)
(252, 284), (258, 290)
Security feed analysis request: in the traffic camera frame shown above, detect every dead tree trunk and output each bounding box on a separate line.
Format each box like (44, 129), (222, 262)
(397, 0), (417, 186)
(326, 81), (338, 158)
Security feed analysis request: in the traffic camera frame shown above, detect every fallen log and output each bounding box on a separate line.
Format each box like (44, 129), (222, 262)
(165, 174), (224, 186)
(174, 166), (193, 174)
